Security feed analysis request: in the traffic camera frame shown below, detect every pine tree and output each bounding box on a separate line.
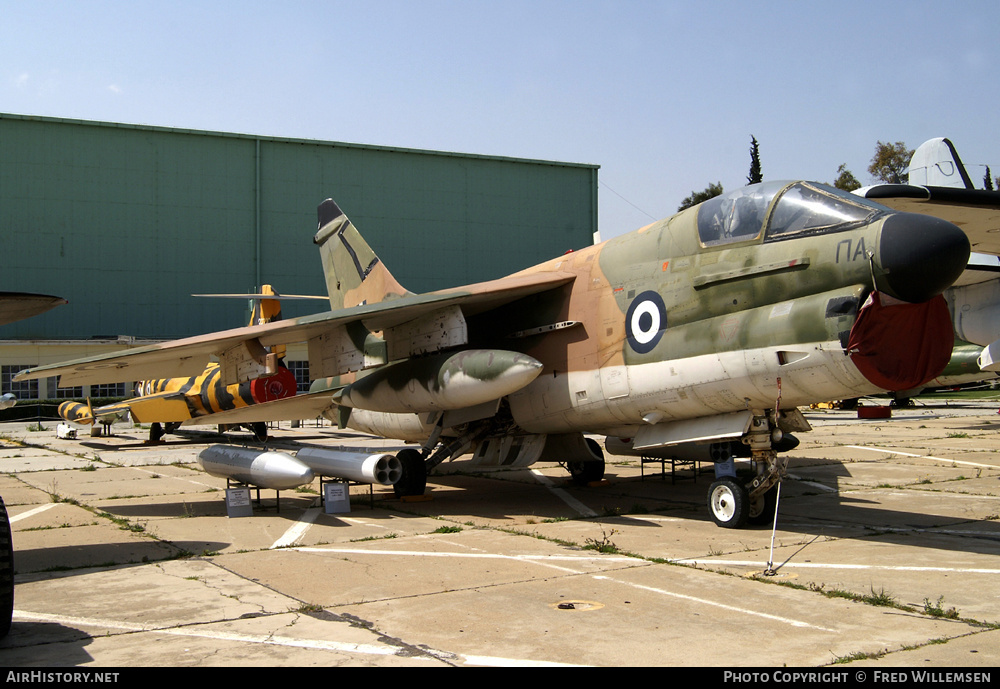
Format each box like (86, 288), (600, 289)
(747, 136), (762, 184)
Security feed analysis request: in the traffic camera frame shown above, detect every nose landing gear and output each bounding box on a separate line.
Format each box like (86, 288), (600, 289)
(707, 410), (791, 528)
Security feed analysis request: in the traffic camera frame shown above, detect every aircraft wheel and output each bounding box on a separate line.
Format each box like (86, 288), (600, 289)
(393, 449), (427, 498)
(708, 478), (749, 529)
(747, 485), (778, 526)
(567, 459), (605, 485)
(0, 496), (14, 638)
(567, 439), (606, 485)
(148, 423), (164, 443)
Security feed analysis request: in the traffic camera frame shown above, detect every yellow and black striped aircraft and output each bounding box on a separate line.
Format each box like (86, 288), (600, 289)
(57, 285), (319, 442)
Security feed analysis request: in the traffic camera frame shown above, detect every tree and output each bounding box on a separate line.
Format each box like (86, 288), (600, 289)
(678, 182), (723, 212)
(868, 141), (913, 184)
(747, 136), (762, 185)
(985, 166), (995, 191)
(833, 164), (861, 192)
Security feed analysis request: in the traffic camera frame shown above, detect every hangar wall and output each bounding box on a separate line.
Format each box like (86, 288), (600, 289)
(0, 114), (598, 400)
(0, 113), (598, 340)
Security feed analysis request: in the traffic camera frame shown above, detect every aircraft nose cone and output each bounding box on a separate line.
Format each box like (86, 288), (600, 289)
(877, 212), (969, 303)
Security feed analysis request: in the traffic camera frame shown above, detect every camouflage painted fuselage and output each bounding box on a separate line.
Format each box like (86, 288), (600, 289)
(29, 182), (970, 456)
(343, 181), (966, 444)
(495, 182), (961, 438)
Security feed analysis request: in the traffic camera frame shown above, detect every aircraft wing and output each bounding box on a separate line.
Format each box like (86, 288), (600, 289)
(0, 292), (67, 327)
(14, 271), (575, 387)
(178, 389), (339, 426)
(858, 185), (1000, 255)
(119, 393), (203, 424)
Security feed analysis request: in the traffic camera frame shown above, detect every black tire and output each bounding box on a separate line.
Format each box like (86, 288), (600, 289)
(567, 460), (605, 485)
(149, 422), (164, 443)
(567, 438), (606, 485)
(393, 449), (427, 498)
(747, 485), (778, 526)
(707, 477), (750, 528)
(0, 496), (14, 638)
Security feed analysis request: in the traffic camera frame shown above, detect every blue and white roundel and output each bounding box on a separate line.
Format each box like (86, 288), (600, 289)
(626, 291), (667, 353)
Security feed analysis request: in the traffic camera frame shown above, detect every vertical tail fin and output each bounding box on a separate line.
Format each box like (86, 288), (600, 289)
(250, 284), (283, 326)
(908, 137), (975, 189)
(252, 284), (285, 360)
(313, 199), (412, 310)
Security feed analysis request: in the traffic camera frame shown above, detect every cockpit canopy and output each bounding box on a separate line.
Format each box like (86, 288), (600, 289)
(697, 181), (890, 247)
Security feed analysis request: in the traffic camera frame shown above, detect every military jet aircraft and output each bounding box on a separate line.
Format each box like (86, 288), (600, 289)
(54, 285), (310, 442)
(15, 182), (971, 528)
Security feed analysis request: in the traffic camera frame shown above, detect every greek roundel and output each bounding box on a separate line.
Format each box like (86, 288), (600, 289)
(626, 291), (667, 353)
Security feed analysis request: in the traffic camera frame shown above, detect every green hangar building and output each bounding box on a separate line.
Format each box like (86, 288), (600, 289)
(0, 113), (599, 401)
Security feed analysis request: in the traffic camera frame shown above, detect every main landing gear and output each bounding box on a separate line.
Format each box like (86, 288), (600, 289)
(388, 431), (607, 499)
(392, 448), (427, 498)
(148, 422), (181, 443)
(566, 438), (606, 485)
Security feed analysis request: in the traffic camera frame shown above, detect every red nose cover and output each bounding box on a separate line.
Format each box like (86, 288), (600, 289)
(847, 292), (953, 391)
(249, 367), (298, 403)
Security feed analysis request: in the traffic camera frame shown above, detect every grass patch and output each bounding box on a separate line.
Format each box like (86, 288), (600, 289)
(862, 586), (896, 607)
(923, 596), (960, 619)
(432, 525), (463, 534)
(583, 528), (620, 554)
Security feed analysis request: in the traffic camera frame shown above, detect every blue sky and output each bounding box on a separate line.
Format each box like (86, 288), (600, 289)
(2, 0), (998, 239)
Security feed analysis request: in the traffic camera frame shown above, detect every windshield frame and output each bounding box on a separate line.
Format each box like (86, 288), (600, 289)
(763, 182), (889, 242)
(695, 181), (787, 248)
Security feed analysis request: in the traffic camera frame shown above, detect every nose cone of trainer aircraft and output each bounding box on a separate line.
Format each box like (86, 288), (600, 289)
(876, 212), (970, 303)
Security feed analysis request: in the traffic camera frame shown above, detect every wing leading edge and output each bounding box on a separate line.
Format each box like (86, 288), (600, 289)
(15, 271), (576, 388)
